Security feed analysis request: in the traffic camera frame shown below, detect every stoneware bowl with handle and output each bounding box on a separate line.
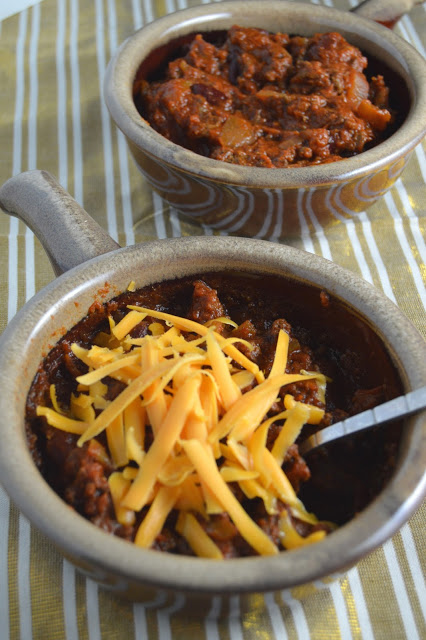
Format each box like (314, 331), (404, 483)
(0, 170), (425, 609)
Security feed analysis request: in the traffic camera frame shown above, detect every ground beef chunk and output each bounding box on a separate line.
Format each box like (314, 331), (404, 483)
(187, 279), (225, 324)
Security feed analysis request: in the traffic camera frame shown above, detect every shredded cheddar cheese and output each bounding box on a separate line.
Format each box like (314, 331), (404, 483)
(176, 511), (223, 560)
(36, 304), (330, 558)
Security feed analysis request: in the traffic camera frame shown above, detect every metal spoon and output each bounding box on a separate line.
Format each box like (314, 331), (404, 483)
(299, 386), (426, 456)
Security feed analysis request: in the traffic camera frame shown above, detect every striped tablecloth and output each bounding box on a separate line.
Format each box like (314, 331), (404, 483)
(0, 1), (425, 638)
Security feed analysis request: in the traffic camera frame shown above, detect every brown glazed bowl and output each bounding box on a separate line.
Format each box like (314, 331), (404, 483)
(0, 170), (425, 609)
(104, 0), (426, 240)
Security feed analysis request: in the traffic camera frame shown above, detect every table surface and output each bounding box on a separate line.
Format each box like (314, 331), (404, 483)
(0, 1), (425, 638)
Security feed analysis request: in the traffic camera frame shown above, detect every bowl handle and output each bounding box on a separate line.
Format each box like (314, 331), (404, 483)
(352, 0), (425, 28)
(0, 170), (120, 276)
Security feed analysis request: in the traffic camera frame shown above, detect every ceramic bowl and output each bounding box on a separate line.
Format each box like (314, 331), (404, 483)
(104, 0), (426, 240)
(0, 170), (425, 609)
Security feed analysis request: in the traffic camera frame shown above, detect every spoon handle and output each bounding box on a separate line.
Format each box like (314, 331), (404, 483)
(299, 386), (426, 455)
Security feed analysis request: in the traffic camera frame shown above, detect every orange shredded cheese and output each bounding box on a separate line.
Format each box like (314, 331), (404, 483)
(134, 485), (181, 548)
(279, 509), (327, 549)
(182, 438), (278, 556)
(36, 303), (330, 558)
(36, 406), (89, 434)
(109, 472), (135, 526)
(106, 414), (128, 468)
(176, 511), (223, 560)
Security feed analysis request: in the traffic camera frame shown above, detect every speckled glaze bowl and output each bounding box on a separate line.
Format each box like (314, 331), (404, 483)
(104, 0), (426, 240)
(0, 170), (425, 608)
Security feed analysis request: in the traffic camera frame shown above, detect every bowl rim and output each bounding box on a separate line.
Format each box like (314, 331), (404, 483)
(104, 0), (426, 190)
(0, 236), (425, 595)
